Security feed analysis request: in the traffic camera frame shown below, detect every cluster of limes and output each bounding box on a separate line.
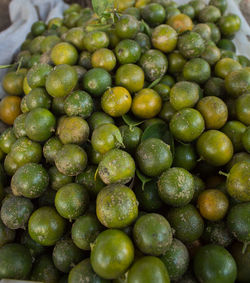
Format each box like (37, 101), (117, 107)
(0, 0), (250, 282)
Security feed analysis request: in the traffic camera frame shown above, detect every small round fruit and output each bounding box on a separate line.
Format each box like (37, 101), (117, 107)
(91, 229), (134, 279)
(26, 87), (51, 110)
(2, 71), (25, 96)
(82, 68), (112, 97)
(0, 128), (17, 154)
(83, 31), (109, 52)
(0, 243), (32, 280)
(226, 161), (250, 202)
(170, 81), (199, 110)
(101, 87), (132, 117)
(72, 214), (103, 250)
(119, 125), (142, 152)
(43, 137), (63, 164)
(45, 64), (78, 98)
(197, 96), (228, 129)
(11, 163), (49, 198)
(1, 195), (33, 229)
(132, 88), (162, 119)
(198, 5), (221, 22)
(115, 64), (144, 93)
(96, 184), (138, 228)
(173, 143), (197, 171)
(177, 31), (205, 59)
(235, 93), (250, 126)
(52, 239), (84, 273)
(55, 144), (87, 176)
(27, 63), (52, 89)
(167, 13), (193, 33)
(170, 108), (205, 142)
(141, 3), (166, 27)
(242, 127), (250, 152)
(152, 24), (177, 53)
(0, 96), (21, 125)
(160, 239), (189, 281)
(194, 244), (237, 283)
(167, 204), (204, 243)
(55, 183), (89, 220)
(133, 213), (172, 256)
(197, 189), (229, 221)
(183, 58), (211, 84)
(218, 14), (241, 36)
(88, 111), (114, 131)
(115, 14), (140, 39)
(115, 39), (141, 65)
(91, 48), (116, 71)
(158, 167), (194, 207)
(25, 108), (56, 142)
(98, 149), (135, 185)
(0, 219), (16, 247)
(51, 42), (78, 65)
(136, 138), (172, 177)
(214, 58), (241, 79)
(28, 206), (66, 246)
(197, 130), (234, 166)
(127, 256), (170, 283)
(64, 90), (94, 118)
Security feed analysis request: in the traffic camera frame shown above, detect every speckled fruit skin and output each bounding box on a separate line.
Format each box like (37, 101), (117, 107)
(133, 213), (172, 256)
(96, 184), (138, 229)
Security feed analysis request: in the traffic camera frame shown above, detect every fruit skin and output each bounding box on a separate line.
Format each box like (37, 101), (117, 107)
(167, 204), (204, 243)
(158, 167), (194, 207)
(51, 42), (78, 65)
(55, 183), (89, 220)
(0, 243), (32, 280)
(68, 258), (110, 283)
(1, 195), (33, 229)
(197, 130), (234, 167)
(170, 108), (205, 142)
(230, 241), (250, 282)
(127, 256), (170, 283)
(52, 238), (84, 273)
(55, 144), (88, 176)
(136, 138), (172, 177)
(83, 31), (109, 53)
(221, 121), (246, 152)
(27, 63), (52, 89)
(0, 128), (17, 154)
(72, 213), (103, 250)
(194, 244), (237, 283)
(119, 125), (142, 153)
(183, 58), (211, 84)
(225, 69), (250, 98)
(26, 87), (51, 110)
(197, 96), (228, 130)
(91, 229), (134, 280)
(2, 71), (25, 96)
(115, 39), (141, 65)
(235, 93), (250, 126)
(115, 63), (144, 93)
(173, 143), (197, 171)
(0, 218), (16, 247)
(98, 149), (135, 185)
(242, 127), (250, 153)
(28, 206), (66, 246)
(0, 96), (21, 125)
(64, 90), (94, 118)
(214, 58), (241, 79)
(92, 48), (116, 71)
(170, 81), (199, 110)
(227, 202), (250, 244)
(141, 3), (166, 27)
(57, 116), (89, 145)
(115, 14), (140, 39)
(177, 31), (205, 59)
(168, 13), (193, 34)
(152, 24), (178, 53)
(25, 108), (56, 142)
(4, 137), (42, 176)
(218, 14), (241, 36)
(101, 86), (132, 117)
(198, 5), (221, 23)
(88, 111), (114, 131)
(97, 184), (138, 229)
(82, 68), (112, 97)
(197, 189), (229, 221)
(31, 254), (60, 283)
(160, 238), (189, 281)
(133, 213), (172, 256)
(139, 49), (168, 82)
(45, 64), (78, 98)
(132, 88), (162, 119)
(43, 137), (63, 164)
(11, 163), (49, 198)
(134, 179), (163, 212)
(91, 123), (122, 155)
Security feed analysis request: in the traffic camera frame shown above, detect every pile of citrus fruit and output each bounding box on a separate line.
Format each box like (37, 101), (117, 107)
(0, 0), (250, 282)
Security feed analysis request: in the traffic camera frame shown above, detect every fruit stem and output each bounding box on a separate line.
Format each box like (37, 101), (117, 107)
(242, 242), (249, 254)
(219, 171), (228, 177)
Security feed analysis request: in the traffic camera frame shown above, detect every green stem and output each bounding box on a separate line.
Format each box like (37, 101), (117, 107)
(219, 171), (228, 177)
(242, 242), (249, 254)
